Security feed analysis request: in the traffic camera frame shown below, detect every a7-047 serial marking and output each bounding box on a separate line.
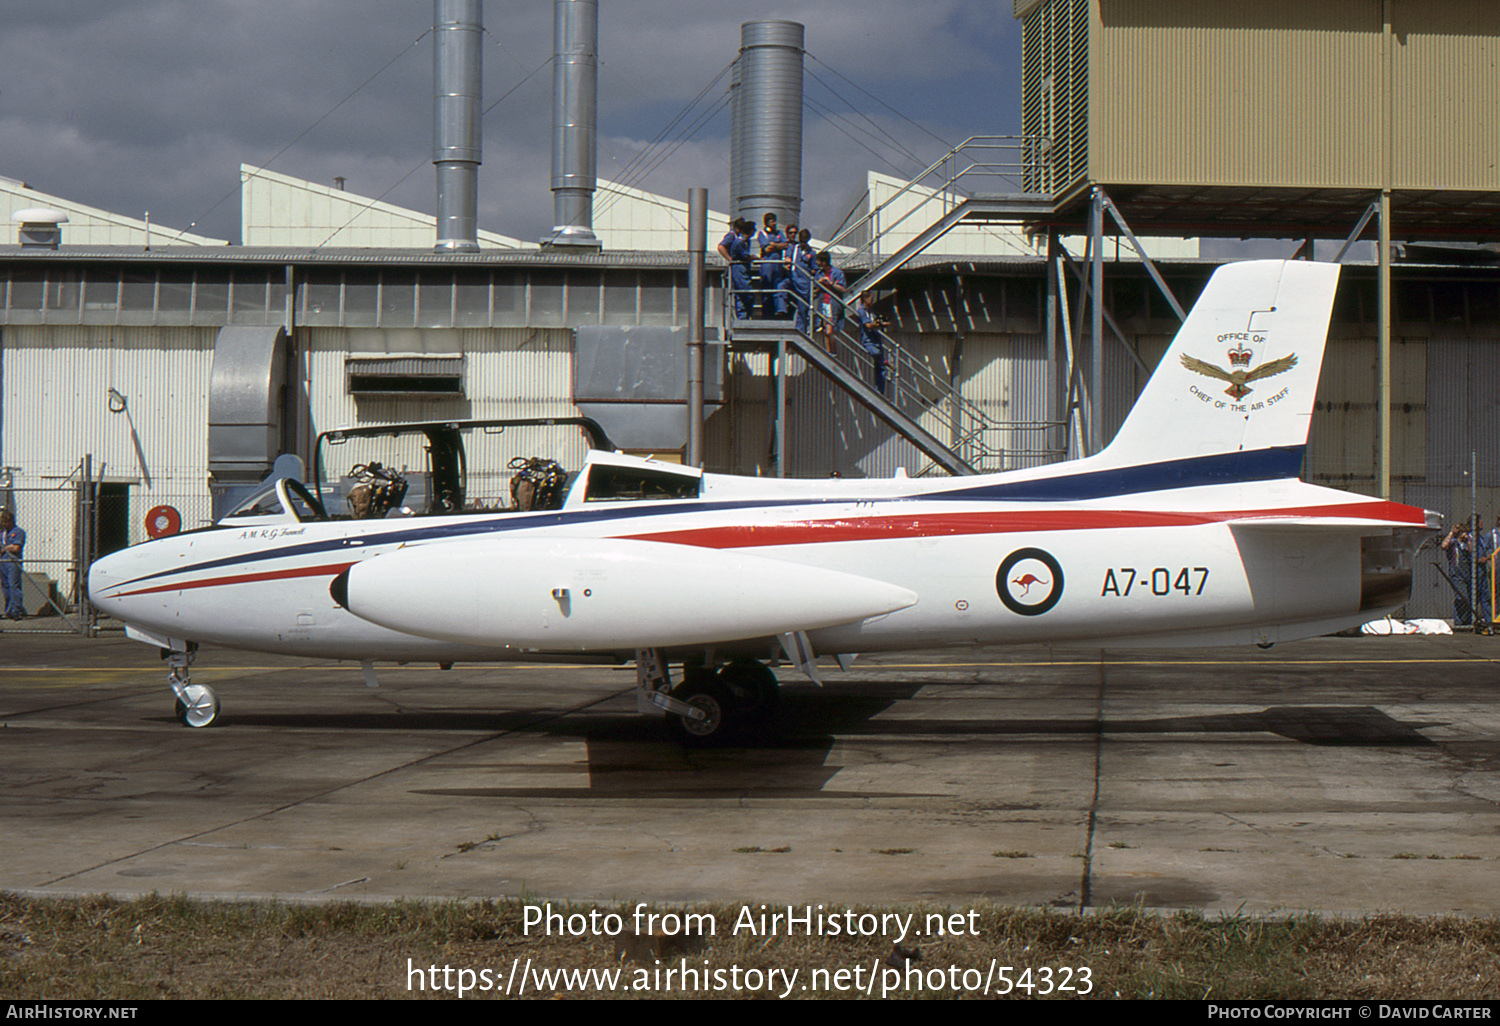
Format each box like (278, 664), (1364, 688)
(1101, 567), (1208, 597)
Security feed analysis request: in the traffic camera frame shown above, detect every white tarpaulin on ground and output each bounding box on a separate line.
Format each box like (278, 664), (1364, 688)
(1360, 618), (1454, 635)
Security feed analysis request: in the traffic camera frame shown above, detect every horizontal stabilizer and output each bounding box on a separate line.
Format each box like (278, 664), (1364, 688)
(338, 537), (918, 650)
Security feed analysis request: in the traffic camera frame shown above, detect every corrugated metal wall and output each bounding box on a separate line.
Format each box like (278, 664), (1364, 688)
(302, 326), (577, 429)
(1, 324), (216, 578)
(742, 332), (1060, 479)
(1020, 0), (1500, 193)
(301, 326), (584, 508)
(1094, 0), (1384, 189)
(1021, 0), (1092, 195)
(1391, 2), (1500, 191)
(1424, 336), (1500, 489)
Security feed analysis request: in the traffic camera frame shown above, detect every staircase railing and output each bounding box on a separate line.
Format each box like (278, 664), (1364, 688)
(825, 135), (1045, 266)
(727, 278), (1063, 474)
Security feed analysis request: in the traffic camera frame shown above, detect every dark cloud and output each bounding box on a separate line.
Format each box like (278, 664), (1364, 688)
(0, 0), (1019, 243)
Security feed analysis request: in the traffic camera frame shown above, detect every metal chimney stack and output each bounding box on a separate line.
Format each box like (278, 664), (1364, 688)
(433, 0), (482, 253)
(731, 21), (803, 227)
(543, 0), (602, 249)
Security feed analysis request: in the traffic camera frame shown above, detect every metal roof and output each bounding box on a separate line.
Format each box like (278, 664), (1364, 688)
(0, 245), (698, 269)
(1039, 186), (1500, 244)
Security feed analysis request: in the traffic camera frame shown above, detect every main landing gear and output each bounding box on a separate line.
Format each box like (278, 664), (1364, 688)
(163, 645), (218, 728)
(636, 650), (780, 745)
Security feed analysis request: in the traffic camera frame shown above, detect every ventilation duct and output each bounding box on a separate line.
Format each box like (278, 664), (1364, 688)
(731, 21), (803, 227)
(433, 0), (482, 253)
(207, 326), (288, 519)
(543, 0), (602, 249)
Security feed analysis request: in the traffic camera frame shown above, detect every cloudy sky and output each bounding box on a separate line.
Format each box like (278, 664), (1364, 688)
(0, 1), (1021, 244)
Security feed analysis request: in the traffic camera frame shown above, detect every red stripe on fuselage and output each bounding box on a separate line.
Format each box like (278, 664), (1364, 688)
(618, 501), (1426, 549)
(114, 561), (357, 598)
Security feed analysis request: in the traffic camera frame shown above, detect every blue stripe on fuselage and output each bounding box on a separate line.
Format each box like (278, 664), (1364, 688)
(109, 446), (1304, 591)
(930, 446), (1305, 502)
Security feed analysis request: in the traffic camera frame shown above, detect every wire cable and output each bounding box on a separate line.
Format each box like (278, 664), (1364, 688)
(605, 59), (735, 197)
(805, 51), (958, 154)
(586, 60), (735, 230)
(174, 27), (434, 244)
(805, 69), (928, 175)
(314, 54), (554, 249)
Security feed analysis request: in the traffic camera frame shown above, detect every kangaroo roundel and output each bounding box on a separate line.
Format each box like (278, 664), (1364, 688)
(997, 548), (1064, 616)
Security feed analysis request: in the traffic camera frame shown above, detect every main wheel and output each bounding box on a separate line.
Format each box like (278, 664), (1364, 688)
(717, 660), (779, 724)
(667, 680), (737, 745)
(174, 683), (219, 728)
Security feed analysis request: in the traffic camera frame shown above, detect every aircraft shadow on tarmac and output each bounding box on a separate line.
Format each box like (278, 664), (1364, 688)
(400, 681), (1440, 802)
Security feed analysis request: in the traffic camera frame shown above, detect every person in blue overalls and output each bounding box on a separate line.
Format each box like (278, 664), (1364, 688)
(782, 228), (816, 334)
(813, 250), (847, 354)
(717, 219), (753, 320)
(1477, 515), (1496, 634)
(754, 213), (788, 319)
(1442, 523), (1474, 626)
(853, 291), (890, 395)
(0, 508), (25, 620)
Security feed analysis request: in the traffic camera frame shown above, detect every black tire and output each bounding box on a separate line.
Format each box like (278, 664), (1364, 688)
(717, 660), (780, 724)
(667, 679), (738, 746)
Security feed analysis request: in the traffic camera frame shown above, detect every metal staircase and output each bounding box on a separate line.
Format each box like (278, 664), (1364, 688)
(725, 137), (1057, 476)
(848, 193), (1055, 294)
(730, 315), (980, 475)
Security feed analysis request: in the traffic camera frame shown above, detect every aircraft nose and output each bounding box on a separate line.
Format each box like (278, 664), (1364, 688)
(86, 550), (124, 611)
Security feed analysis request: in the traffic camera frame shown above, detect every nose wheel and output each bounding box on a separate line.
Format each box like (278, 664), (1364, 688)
(174, 683), (220, 728)
(164, 646), (217, 728)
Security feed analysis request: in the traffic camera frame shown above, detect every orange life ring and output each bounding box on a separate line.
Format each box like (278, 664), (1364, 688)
(145, 505), (181, 538)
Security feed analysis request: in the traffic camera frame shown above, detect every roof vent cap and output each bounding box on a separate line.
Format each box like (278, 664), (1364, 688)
(14, 207), (68, 249)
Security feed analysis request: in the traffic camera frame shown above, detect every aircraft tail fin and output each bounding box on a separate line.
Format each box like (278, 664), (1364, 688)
(1094, 260), (1340, 473)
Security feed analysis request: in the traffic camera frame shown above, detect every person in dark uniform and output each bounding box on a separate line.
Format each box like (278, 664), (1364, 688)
(717, 219), (754, 320)
(782, 228), (815, 333)
(813, 250), (847, 354)
(0, 508), (25, 620)
(853, 291), (890, 394)
(754, 213), (788, 318)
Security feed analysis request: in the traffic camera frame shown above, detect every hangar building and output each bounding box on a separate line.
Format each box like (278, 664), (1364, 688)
(1, 1), (1498, 626)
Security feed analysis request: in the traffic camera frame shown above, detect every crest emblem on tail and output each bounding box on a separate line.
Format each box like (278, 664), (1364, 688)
(1181, 351), (1298, 401)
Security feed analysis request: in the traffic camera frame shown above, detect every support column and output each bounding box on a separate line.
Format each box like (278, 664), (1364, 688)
(775, 339), (787, 477)
(1046, 232), (1060, 463)
(1089, 187), (1104, 456)
(1379, 0), (1393, 500)
(686, 189), (707, 468)
(1378, 190), (1392, 500)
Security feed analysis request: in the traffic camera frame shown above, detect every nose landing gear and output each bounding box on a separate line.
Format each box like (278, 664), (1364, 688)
(164, 645), (217, 728)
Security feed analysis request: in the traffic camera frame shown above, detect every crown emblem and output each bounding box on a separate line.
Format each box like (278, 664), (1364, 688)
(1227, 345), (1253, 367)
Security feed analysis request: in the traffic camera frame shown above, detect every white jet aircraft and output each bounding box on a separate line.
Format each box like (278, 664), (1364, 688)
(88, 260), (1435, 742)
